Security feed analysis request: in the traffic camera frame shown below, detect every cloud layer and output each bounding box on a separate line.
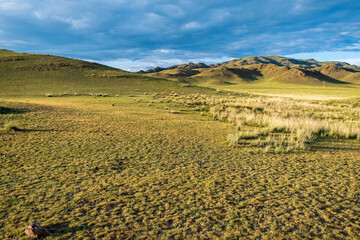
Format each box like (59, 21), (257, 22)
(0, 0), (359, 70)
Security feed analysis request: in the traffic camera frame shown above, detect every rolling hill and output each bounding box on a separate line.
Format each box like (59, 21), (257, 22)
(0, 49), (213, 96)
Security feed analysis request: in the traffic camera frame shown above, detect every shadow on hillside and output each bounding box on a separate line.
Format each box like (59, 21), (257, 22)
(305, 70), (351, 84)
(46, 222), (93, 238)
(230, 68), (262, 81)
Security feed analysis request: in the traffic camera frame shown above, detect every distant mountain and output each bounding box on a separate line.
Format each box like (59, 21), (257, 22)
(143, 56), (360, 86)
(137, 62), (209, 73)
(211, 55), (359, 70)
(141, 55), (360, 74)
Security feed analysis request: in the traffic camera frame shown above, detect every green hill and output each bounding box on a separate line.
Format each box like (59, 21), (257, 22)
(0, 50), (212, 97)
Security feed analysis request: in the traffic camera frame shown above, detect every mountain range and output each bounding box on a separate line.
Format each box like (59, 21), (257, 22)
(139, 56), (360, 86)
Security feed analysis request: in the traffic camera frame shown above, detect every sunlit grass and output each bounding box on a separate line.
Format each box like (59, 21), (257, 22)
(0, 95), (359, 239)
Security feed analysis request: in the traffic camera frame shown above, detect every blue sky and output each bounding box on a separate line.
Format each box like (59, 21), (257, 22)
(0, 0), (360, 71)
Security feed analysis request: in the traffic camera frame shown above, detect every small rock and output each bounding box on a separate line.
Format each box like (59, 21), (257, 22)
(25, 222), (49, 238)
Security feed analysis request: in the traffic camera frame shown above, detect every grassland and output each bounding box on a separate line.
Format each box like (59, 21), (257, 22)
(1, 93), (360, 239)
(1, 50), (360, 239)
(200, 82), (360, 100)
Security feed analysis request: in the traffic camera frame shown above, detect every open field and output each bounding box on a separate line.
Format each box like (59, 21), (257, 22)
(1, 93), (360, 239)
(196, 81), (360, 100)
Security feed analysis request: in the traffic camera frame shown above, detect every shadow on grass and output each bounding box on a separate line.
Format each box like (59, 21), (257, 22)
(3, 128), (62, 133)
(0, 107), (28, 114)
(46, 223), (93, 238)
(22, 129), (63, 132)
(309, 138), (360, 152)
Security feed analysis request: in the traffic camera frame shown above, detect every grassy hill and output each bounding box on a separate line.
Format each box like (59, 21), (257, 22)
(0, 49), (213, 97)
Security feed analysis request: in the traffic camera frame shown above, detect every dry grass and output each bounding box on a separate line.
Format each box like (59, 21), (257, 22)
(162, 93), (360, 152)
(0, 121), (20, 131)
(1, 96), (360, 239)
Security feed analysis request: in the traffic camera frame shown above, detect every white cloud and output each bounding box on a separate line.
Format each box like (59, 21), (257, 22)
(31, 1), (95, 30)
(182, 21), (204, 30)
(336, 58), (360, 66)
(189, 56), (233, 64)
(293, 0), (306, 11)
(155, 4), (184, 18)
(210, 9), (231, 23)
(33, 11), (44, 20)
(146, 12), (163, 22)
(34, 12), (91, 29)
(94, 58), (150, 72)
(337, 42), (360, 51)
(286, 51), (360, 66)
(0, 39), (30, 46)
(0, 0), (29, 11)
(154, 49), (176, 54)
(56, 17), (91, 29)
(92, 51), (232, 72)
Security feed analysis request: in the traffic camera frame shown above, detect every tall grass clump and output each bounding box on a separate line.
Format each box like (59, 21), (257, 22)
(211, 106), (360, 152)
(227, 133), (239, 146)
(1, 121), (20, 131)
(160, 92), (360, 152)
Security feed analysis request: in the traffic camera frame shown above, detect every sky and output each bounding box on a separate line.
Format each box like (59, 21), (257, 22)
(0, 0), (360, 71)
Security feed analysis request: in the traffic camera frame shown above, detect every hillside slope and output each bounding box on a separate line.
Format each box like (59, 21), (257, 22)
(144, 56), (360, 86)
(0, 50), (213, 96)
